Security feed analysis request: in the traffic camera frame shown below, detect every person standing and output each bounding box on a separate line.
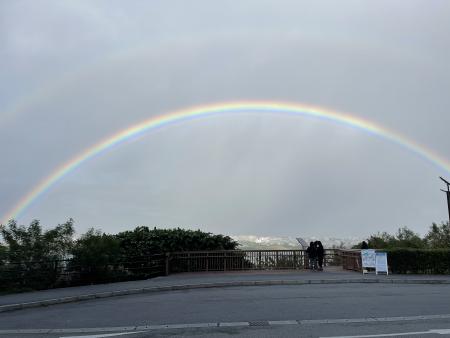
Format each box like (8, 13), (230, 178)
(306, 242), (317, 270)
(316, 241), (325, 271)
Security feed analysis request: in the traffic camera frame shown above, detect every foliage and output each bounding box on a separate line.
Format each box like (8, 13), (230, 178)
(0, 219), (74, 291)
(353, 227), (427, 250)
(425, 222), (450, 248)
(350, 223), (450, 274)
(1, 219), (74, 261)
(387, 249), (450, 274)
(69, 228), (123, 284)
(356, 223), (450, 250)
(395, 227), (427, 249)
(0, 244), (7, 265)
(116, 227), (239, 257)
(71, 228), (121, 266)
(366, 232), (396, 249)
(114, 227), (239, 276)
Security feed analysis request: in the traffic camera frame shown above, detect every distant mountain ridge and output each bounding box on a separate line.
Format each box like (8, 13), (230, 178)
(232, 235), (362, 250)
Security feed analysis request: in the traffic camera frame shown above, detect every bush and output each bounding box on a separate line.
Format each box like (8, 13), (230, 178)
(69, 227), (239, 283)
(386, 249), (450, 274)
(116, 227), (239, 257)
(70, 228), (123, 284)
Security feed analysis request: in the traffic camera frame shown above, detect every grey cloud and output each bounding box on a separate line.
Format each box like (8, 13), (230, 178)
(1, 0), (449, 237)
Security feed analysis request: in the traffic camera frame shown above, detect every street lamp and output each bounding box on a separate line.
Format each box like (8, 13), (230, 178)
(439, 176), (450, 224)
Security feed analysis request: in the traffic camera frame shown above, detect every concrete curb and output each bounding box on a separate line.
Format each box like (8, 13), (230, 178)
(1, 278), (449, 313)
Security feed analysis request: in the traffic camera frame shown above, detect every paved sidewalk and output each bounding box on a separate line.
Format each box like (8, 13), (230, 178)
(1, 267), (450, 312)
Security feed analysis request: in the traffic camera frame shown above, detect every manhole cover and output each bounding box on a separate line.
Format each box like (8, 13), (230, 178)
(249, 321), (270, 327)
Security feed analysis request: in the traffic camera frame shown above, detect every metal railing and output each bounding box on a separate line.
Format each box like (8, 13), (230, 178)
(168, 249), (340, 273)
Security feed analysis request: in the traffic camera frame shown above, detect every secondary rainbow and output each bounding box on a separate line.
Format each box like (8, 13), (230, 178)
(3, 100), (450, 223)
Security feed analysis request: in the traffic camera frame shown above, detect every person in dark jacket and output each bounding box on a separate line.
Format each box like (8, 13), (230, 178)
(361, 241), (369, 249)
(306, 242), (317, 270)
(316, 241), (325, 271)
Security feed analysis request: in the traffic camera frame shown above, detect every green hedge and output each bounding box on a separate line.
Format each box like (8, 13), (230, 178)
(386, 249), (450, 274)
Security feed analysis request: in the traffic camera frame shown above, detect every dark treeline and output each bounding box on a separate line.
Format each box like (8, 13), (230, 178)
(0, 219), (238, 292)
(2, 219), (450, 291)
(354, 222), (450, 250)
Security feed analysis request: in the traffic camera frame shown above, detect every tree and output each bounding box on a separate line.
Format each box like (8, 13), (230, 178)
(366, 227), (426, 249)
(367, 232), (395, 249)
(395, 227), (426, 249)
(0, 219), (74, 262)
(70, 228), (121, 284)
(0, 219), (74, 290)
(116, 226), (239, 257)
(0, 244), (7, 266)
(426, 222), (450, 248)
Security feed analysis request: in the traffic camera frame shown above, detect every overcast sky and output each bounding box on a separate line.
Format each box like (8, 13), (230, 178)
(1, 0), (450, 238)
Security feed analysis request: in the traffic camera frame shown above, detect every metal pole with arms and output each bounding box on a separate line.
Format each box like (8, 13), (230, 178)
(439, 176), (450, 224)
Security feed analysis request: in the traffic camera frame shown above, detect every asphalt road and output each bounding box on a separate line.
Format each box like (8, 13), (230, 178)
(1, 283), (450, 337)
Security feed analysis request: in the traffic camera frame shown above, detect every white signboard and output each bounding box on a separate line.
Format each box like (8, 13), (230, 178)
(375, 252), (388, 275)
(361, 249), (376, 268)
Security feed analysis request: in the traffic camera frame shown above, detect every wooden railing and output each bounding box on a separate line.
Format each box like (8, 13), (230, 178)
(337, 249), (362, 272)
(167, 249), (340, 273)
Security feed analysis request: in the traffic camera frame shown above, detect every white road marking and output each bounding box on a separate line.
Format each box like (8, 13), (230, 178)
(62, 332), (144, 338)
(321, 328), (450, 338)
(0, 313), (449, 335)
(218, 322), (249, 327)
(431, 329), (450, 334)
(268, 320), (298, 325)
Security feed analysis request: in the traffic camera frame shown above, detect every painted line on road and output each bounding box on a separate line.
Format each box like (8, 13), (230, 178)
(268, 320), (298, 325)
(63, 332), (144, 338)
(321, 328), (450, 337)
(218, 322), (249, 327)
(1, 313), (450, 335)
(299, 313), (450, 325)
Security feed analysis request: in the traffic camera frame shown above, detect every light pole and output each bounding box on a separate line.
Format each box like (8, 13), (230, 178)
(439, 176), (450, 224)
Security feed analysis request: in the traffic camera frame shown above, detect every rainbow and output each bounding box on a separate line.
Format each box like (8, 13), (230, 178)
(2, 100), (450, 224)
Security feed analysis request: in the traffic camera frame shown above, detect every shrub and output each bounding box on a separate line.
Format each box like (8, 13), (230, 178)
(386, 249), (450, 274)
(116, 227), (239, 257)
(70, 228), (123, 284)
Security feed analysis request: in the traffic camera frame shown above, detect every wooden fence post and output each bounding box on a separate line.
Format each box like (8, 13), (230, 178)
(165, 253), (170, 276)
(188, 253), (191, 272)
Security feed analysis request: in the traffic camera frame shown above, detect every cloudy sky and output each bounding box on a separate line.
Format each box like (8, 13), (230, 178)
(1, 0), (449, 238)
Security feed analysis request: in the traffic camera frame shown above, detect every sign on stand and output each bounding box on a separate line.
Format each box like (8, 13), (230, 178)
(296, 238), (308, 249)
(375, 252), (388, 275)
(361, 249), (376, 274)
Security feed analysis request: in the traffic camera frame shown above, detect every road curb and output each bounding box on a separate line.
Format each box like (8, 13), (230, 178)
(1, 278), (449, 313)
